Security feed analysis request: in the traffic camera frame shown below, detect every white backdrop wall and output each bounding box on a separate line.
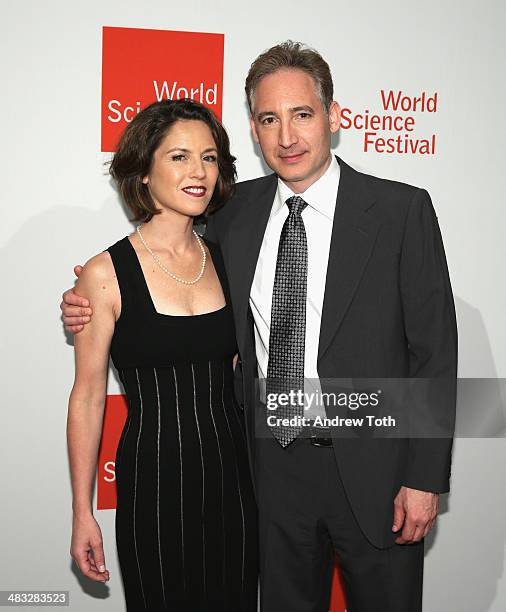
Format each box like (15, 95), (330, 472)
(2, 1), (505, 610)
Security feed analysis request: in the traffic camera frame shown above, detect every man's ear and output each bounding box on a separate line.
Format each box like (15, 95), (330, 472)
(328, 100), (341, 134)
(250, 115), (260, 144)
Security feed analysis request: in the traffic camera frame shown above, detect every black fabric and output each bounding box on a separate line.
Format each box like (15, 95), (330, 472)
(204, 154), (457, 610)
(107, 236), (258, 611)
(206, 156), (457, 549)
(108, 238), (236, 369)
(256, 436), (424, 612)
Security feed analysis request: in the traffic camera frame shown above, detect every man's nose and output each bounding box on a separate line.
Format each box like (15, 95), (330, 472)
(279, 121), (298, 149)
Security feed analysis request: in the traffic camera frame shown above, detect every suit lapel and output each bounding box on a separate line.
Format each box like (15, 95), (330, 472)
(317, 156), (381, 364)
(226, 174), (277, 354)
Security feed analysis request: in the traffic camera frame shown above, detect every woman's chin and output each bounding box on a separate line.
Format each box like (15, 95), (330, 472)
(157, 199), (211, 219)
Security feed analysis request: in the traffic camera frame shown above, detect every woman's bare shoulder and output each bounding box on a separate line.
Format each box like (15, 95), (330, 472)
(76, 251), (118, 298)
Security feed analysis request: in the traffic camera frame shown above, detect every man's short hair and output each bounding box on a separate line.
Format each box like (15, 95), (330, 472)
(245, 40), (334, 113)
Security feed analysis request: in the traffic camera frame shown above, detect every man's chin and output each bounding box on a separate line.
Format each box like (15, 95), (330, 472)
(275, 155), (332, 188)
(276, 170), (308, 184)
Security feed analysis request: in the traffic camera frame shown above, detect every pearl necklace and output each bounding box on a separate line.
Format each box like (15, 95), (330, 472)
(136, 225), (207, 285)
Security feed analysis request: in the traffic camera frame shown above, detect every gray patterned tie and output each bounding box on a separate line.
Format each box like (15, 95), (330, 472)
(266, 195), (308, 447)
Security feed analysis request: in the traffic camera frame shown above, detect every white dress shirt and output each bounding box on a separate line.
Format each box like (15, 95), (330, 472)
(250, 155), (340, 419)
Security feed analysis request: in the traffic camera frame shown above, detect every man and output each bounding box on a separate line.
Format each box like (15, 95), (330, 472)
(62, 41), (457, 611)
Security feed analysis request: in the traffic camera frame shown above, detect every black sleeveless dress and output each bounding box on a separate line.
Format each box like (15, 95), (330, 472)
(106, 236), (258, 611)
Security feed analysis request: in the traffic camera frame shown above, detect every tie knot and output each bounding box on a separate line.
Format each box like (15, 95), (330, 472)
(286, 195), (308, 216)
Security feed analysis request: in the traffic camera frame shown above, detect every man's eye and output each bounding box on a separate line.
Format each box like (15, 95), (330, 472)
(297, 112), (312, 119)
(261, 117), (276, 125)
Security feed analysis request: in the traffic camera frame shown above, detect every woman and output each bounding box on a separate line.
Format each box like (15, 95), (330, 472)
(67, 99), (258, 611)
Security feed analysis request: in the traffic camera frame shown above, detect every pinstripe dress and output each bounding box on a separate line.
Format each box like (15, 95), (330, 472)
(107, 236), (258, 611)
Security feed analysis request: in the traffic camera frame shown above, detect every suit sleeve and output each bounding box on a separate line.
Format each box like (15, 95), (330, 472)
(204, 207), (245, 406)
(399, 188), (458, 493)
(204, 213), (219, 243)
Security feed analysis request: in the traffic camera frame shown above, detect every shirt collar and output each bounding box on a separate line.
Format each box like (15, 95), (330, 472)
(273, 154), (340, 220)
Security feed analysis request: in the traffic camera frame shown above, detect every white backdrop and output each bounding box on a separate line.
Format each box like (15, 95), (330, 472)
(2, 1), (505, 610)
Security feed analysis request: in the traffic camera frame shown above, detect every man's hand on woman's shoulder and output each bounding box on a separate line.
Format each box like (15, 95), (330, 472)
(60, 264), (92, 333)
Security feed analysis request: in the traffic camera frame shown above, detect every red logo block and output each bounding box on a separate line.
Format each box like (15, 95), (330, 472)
(101, 26), (224, 152)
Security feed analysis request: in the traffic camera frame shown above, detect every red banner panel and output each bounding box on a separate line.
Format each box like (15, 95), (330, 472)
(101, 26), (224, 152)
(97, 394), (128, 510)
(330, 562), (347, 611)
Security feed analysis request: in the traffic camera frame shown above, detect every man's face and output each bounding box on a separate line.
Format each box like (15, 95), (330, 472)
(250, 68), (340, 193)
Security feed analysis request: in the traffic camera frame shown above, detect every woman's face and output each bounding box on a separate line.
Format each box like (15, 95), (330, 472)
(142, 119), (220, 218)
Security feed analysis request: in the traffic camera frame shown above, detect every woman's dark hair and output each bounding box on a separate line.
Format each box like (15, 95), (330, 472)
(109, 99), (236, 222)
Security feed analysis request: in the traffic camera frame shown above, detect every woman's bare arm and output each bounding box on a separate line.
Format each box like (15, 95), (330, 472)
(66, 251), (119, 581)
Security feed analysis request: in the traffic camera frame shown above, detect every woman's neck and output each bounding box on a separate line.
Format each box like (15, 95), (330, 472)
(137, 210), (196, 254)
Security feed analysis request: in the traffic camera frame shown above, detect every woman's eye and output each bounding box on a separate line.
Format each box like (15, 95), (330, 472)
(171, 154), (186, 161)
(204, 155), (217, 162)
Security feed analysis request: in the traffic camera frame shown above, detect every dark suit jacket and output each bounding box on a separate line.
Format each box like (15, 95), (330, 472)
(205, 155), (458, 548)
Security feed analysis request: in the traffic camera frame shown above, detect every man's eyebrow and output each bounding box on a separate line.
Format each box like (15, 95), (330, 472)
(256, 106), (315, 121)
(256, 111), (277, 121)
(291, 105), (315, 114)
